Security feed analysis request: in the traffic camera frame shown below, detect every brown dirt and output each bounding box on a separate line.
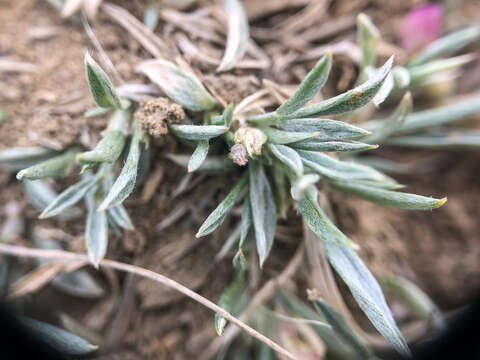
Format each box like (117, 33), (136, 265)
(135, 97), (185, 138)
(0, 0), (479, 359)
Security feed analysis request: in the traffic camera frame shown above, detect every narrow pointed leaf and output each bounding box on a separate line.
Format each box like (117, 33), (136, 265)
(262, 127), (319, 144)
(297, 149), (391, 183)
(217, 0), (249, 72)
(98, 124), (142, 211)
(278, 118), (370, 140)
(289, 56), (394, 118)
(298, 186), (357, 248)
(40, 177), (99, 219)
(107, 204), (134, 230)
(0, 147), (56, 171)
(290, 140), (377, 152)
(239, 197), (252, 247)
(86, 188), (108, 267)
(196, 173), (247, 237)
(21, 318), (98, 356)
(277, 53), (332, 115)
(408, 26), (480, 66)
(249, 161), (277, 267)
(215, 267), (245, 335)
(268, 144), (303, 177)
(386, 130), (480, 149)
(322, 240), (410, 357)
(188, 140), (209, 172)
(313, 298), (373, 359)
(363, 92), (412, 144)
(77, 131), (126, 165)
(329, 180), (446, 210)
(167, 154), (236, 174)
(357, 13), (380, 68)
(16, 148), (78, 181)
(137, 59), (217, 111)
(85, 52), (122, 109)
(169, 124), (228, 141)
(24, 180), (80, 220)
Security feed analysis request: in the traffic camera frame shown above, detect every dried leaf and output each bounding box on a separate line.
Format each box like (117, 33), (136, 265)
(196, 173), (247, 237)
(217, 0), (249, 72)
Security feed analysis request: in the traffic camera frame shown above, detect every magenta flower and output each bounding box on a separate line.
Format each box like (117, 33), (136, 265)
(401, 3), (443, 52)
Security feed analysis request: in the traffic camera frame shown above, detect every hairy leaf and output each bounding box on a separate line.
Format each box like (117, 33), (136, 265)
(291, 174), (320, 201)
(386, 130), (480, 149)
(170, 124), (228, 141)
(77, 131), (126, 165)
(16, 148), (78, 181)
(0, 147), (56, 171)
(268, 144), (303, 177)
(86, 187), (108, 267)
(107, 204), (134, 230)
(277, 52), (332, 115)
(188, 140), (210, 172)
(167, 154), (236, 174)
(278, 118), (370, 140)
(85, 52), (122, 109)
(357, 13), (380, 68)
(262, 127), (319, 144)
(290, 140), (377, 152)
(196, 173), (247, 237)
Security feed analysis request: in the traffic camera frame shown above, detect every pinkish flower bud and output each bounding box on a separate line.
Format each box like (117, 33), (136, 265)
(229, 144), (248, 166)
(401, 3), (443, 53)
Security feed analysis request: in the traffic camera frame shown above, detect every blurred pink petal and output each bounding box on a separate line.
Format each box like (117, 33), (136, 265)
(401, 3), (443, 52)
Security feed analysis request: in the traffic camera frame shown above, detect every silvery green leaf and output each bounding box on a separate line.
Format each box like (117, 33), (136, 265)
(313, 298), (373, 359)
(196, 173), (247, 237)
(261, 127), (319, 144)
(222, 104), (234, 127)
(137, 59), (217, 111)
(107, 204), (134, 230)
(297, 149), (391, 183)
(85, 52), (122, 109)
(357, 13), (380, 68)
(381, 274), (444, 329)
(363, 92), (412, 144)
(249, 160), (277, 267)
(268, 144), (303, 177)
(215, 251), (246, 335)
(86, 187), (108, 267)
(98, 123), (142, 211)
(216, 223), (241, 260)
(21, 318), (98, 356)
(278, 118), (370, 139)
(386, 130), (480, 149)
(408, 54), (475, 86)
(271, 164), (290, 218)
(278, 290), (356, 359)
(23, 180), (80, 220)
(329, 180), (447, 210)
(290, 140), (377, 152)
(16, 148), (78, 181)
(289, 56), (394, 118)
(217, 0), (249, 72)
(408, 26), (480, 66)
(188, 140), (209, 172)
(239, 197), (252, 248)
(392, 66), (411, 88)
(0, 147), (56, 171)
(322, 240), (410, 357)
(169, 124), (229, 141)
(345, 179), (404, 190)
(77, 131), (126, 165)
(298, 186), (357, 248)
(84, 106), (111, 118)
(277, 52), (332, 116)
(40, 177), (99, 219)
(167, 154), (236, 174)
(373, 71), (394, 106)
(399, 97), (480, 134)
(291, 174), (319, 201)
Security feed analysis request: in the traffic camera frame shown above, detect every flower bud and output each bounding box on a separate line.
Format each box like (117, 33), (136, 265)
(233, 127), (267, 157)
(229, 144), (248, 166)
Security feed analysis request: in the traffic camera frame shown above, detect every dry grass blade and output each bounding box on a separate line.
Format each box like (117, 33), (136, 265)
(62, 0), (83, 18)
(8, 260), (85, 299)
(0, 58), (37, 73)
(102, 2), (169, 58)
(0, 243), (296, 360)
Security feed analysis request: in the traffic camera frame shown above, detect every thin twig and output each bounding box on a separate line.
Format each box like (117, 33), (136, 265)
(199, 243), (304, 360)
(0, 243), (295, 360)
